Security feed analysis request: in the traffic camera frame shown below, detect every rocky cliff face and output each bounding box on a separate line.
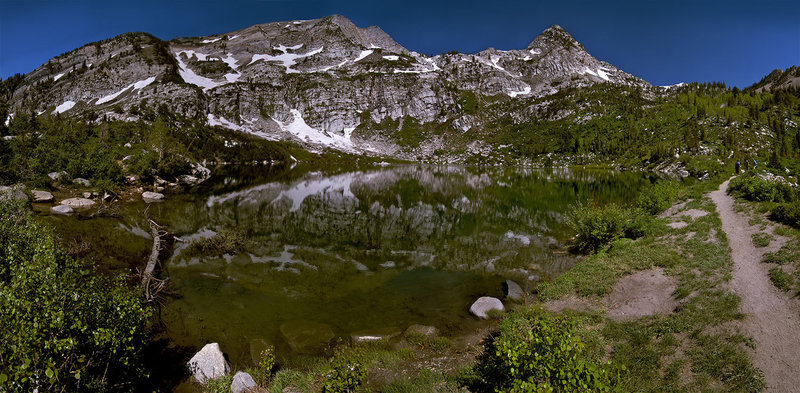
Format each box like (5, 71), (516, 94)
(4, 15), (649, 157)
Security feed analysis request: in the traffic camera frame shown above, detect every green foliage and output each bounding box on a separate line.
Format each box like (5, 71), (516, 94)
(321, 348), (367, 393)
(751, 233), (772, 248)
(566, 203), (632, 253)
(185, 228), (249, 257)
(687, 334), (765, 392)
(204, 374), (233, 393)
(635, 180), (680, 215)
(0, 201), (151, 392)
(254, 346), (277, 386)
(728, 174), (796, 203)
(477, 307), (619, 393)
(768, 267), (793, 291)
(770, 201), (800, 228)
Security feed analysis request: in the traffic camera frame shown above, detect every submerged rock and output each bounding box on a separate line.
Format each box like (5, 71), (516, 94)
(230, 371), (257, 393)
(187, 342), (230, 383)
(142, 191), (165, 202)
(403, 324), (438, 339)
(469, 296), (504, 319)
(350, 327), (401, 344)
(51, 205), (74, 215)
(280, 320), (335, 353)
(504, 280), (524, 301)
(60, 198), (95, 208)
(32, 190), (55, 203)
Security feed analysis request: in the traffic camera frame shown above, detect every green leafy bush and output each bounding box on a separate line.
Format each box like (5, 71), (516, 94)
(770, 201), (800, 228)
(0, 201), (151, 392)
(728, 175), (795, 203)
(567, 203), (631, 253)
(254, 346), (277, 385)
(477, 307), (619, 392)
(321, 349), (367, 393)
(635, 180), (680, 215)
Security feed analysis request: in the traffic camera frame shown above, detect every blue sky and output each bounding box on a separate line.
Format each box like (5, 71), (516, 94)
(1, 0), (798, 87)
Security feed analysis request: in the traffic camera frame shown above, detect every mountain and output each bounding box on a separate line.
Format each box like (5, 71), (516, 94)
(750, 66), (800, 92)
(2, 15), (649, 157)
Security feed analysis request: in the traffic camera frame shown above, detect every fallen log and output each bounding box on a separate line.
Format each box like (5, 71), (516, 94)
(142, 219), (169, 301)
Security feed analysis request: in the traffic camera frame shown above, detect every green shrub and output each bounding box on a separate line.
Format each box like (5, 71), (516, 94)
(770, 201), (800, 228)
(635, 180), (680, 215)
(567, 203), (631, 253)
(0, 200), (151, 392)
(204, 374), (233, 393)
(254, 346), (277, 385)
(477, 307), (619, 392)
(728, 175), (795, 203)
(321, 349), (367, 393)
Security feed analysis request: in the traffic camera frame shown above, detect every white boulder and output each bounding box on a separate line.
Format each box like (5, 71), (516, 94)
(187, 343), (230, 383)
(230, 371), (257, 393)
(469, 296), (504, 319)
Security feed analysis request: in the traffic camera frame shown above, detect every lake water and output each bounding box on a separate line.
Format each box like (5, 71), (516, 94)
(38, 164), (651, 368)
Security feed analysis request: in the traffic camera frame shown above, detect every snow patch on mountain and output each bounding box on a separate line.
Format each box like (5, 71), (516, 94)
(354, 50), (373, 62)
(96, 76), (156, 105)
(275, 109), (354, 151)
(53, 72), (66, 81)
(508, 85), (532, 97)
(201, 37), (221, 44)
(249, 46), (324, 73)
(53, 101), (76, 114)
(383, 55), (399, 61)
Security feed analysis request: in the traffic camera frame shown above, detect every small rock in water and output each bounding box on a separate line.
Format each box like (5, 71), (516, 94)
(60, 198), (95, 208)
(51, 205), (74, 215)
(350, 327), (401, 344)
(73, 178), (91, 187)
(32, 190), (54, 203)
(142, 191), (165, 202)
(504, 280), (524, 301)
(469, 296), (504, 319)
(404, 324), (438, 339)
(82, 192), (93, 199)
(230, 371), (257, 393)
(187, 343), (230, 383)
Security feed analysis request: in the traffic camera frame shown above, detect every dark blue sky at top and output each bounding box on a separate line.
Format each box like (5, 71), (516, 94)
(1, 0), (798, 87)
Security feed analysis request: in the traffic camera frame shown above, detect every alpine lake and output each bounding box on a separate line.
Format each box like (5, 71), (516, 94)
(35, 163), (653, 372)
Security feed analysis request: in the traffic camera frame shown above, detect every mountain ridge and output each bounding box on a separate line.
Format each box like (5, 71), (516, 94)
(3, 14), (651, 157)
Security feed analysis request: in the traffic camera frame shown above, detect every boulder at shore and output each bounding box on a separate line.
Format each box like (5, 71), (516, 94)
(0, 185), (29, 203)
(73, 178), (91, 187)
(32, 190), (55, 203)
(60, 198), (95, 208)
(504, 280), (524, 301)
(187, 343), (230, 383)
(142, 191), (165, 202)
(469, 296), (504, 319)
(231, 371), (257, 393)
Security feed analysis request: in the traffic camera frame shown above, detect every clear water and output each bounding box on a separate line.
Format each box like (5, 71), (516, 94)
(38, 164), (651, 367)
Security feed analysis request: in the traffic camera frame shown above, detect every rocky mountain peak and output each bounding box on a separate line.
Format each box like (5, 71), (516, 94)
(527, 24), (583, 53)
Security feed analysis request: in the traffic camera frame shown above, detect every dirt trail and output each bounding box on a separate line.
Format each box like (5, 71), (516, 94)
(710, 179), (800, 392)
